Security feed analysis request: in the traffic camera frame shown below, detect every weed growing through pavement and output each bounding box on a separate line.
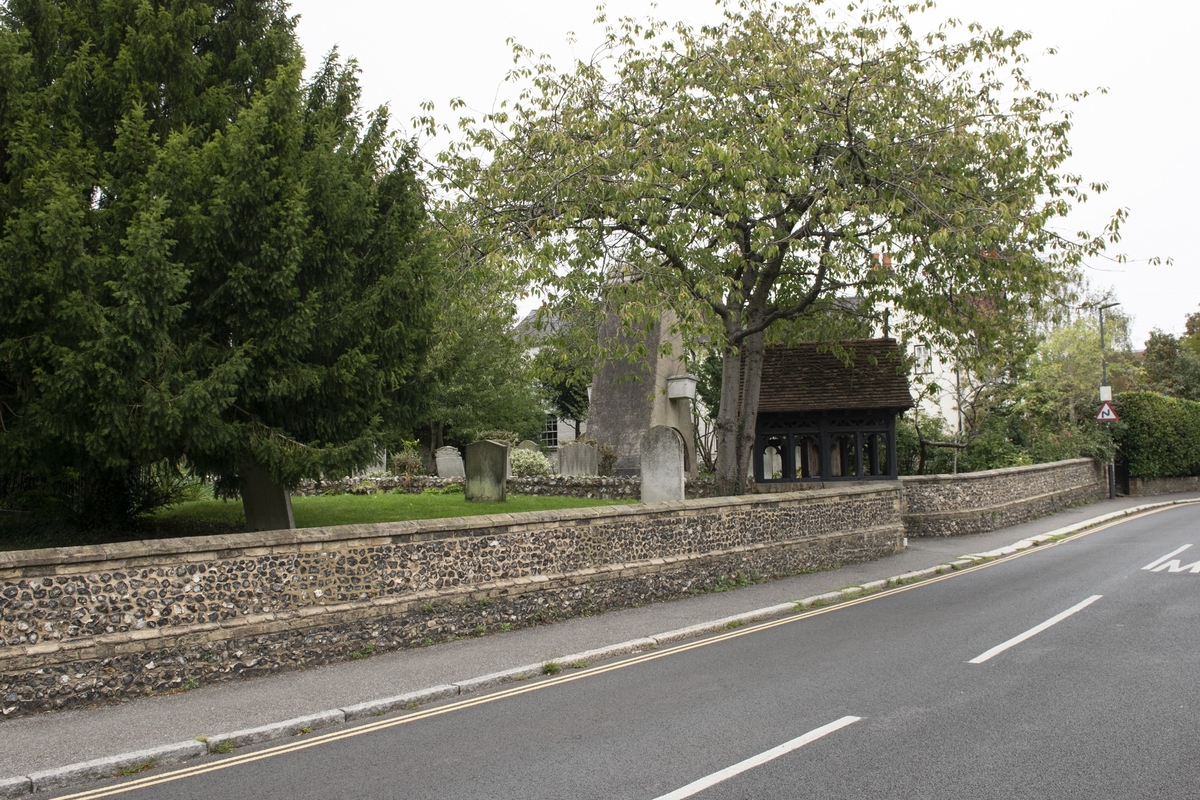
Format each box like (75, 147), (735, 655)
(500, 623), (513, 632)
(182, 676), (200, 691)
(725, 620), (745, 630)
(212, 741), (234, 754)
(570, 659), (590, 669)
(404, 701), (420, 710)
(350, 642), (378, 660)
(298, 726), (313, 735)
(542, 662), (562, 675)
(117, 761), (153, 777)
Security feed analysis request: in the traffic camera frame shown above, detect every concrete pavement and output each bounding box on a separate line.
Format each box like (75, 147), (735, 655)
(2, 492), (1196, 795)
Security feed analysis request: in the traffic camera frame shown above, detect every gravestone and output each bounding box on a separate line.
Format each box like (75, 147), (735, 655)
(517, 440), (541, 451)
(466, 440), (508, 502)
(241, 461), (296, 531)
(558, 441), (600, 477)
(640, 426), (685, 504)
(435, 446), (464, 478)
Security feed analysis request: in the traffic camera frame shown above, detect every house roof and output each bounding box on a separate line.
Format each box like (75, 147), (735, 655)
(755, 339), (914, 413)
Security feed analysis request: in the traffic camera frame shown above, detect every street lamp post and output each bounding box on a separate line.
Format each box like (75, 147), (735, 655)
(1099, 302), (1120, 499)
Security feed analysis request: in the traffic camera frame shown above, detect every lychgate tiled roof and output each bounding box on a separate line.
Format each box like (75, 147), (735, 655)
(755, 339), (914, 413)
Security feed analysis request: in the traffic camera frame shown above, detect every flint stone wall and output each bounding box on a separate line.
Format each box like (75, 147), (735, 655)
(900, 458), (1103, 537)
(0, 485), (902, 717)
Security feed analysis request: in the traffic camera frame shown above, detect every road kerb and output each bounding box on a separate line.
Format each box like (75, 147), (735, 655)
(205, 709), (345, 754)
(6, 497), (1198, 796)
(0, 776), (31, 799)
(341, 684), (460, 722)
(27, 741), (207, 793)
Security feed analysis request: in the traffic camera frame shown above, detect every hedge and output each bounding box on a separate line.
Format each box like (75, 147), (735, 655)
(1113, 391), (1200, 478)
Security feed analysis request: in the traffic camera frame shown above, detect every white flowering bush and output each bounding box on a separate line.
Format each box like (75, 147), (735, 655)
(510, 448), (553, 477)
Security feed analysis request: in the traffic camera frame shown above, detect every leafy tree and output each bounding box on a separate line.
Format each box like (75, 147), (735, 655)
(1142, 329), (1200, 402)
(433, 0), (1119, 494)
(526, 300), (600, 441)
(413, 212), (544, 454)
(0, 1), (434, 526)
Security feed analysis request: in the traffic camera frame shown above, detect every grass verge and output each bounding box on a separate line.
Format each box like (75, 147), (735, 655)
(0, 493), (634, 551)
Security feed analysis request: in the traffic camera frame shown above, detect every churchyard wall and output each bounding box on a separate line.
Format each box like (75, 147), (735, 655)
(0, 484), (902, 717)
(900, 458), (1104, 537)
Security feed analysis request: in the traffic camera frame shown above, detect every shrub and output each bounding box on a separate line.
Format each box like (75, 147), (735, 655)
(391, 448), (424, 477)
(475, 430), (520, 446)
(1113, 391), (1200, 478)
(510, 448), (552, 477)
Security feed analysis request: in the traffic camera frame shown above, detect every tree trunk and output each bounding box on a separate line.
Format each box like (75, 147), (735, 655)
(714, 324), (766, 496)
(736, 330), (766, 492)
(430, 420), (444, 452)
(714, 342), (742, 495)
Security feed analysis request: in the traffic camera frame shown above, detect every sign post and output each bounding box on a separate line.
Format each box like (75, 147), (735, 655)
(1096, 400), (1119, 498)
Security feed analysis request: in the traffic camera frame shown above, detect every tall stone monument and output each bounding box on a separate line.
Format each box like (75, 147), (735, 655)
(465, 440), (508, 502)
(640, 426), (686, 503)
(586, 309), (697, 477)
(241, 460), (295, 532)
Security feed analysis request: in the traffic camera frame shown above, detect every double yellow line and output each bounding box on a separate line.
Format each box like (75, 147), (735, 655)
(55, 507), (1169, 799)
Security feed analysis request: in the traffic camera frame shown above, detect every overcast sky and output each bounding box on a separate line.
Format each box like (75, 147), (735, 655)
(287, 0), (1196, 347)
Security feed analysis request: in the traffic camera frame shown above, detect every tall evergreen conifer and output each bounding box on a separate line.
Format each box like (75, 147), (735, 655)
(0, 1), (433, 526)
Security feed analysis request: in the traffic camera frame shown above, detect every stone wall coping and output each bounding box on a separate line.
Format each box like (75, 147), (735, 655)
(0, 482), (899, 572)
(0, 521), (903, 670)
(899, 458), (1096, 485)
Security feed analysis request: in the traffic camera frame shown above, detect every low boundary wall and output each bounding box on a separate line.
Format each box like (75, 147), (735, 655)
(900, 458), (1103, 537)
(0, 485), (903, 717)
(1128, 476), (1200, 497)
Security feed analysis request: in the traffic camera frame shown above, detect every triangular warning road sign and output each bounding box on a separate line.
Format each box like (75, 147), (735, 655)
(1096, 401), (1119, 422)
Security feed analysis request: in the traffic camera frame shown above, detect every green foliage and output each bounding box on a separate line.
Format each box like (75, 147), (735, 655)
(526, 303), (597, 427)
(431, 0), (1119, 493)
(1142, 330), (1200, 401)
(475, 430), (520, 446)
(1113, 392), (1200, 479)
(510, 448), (552, 477)
(421, 483), (464, 495)
(390, 448), (425, 477)
(896, 417), (956, 476)
(413, 206), (544, 452)
(0, 2), (435, 525)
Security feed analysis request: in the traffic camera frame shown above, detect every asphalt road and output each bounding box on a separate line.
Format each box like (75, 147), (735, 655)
(50, 503), (1200, 799)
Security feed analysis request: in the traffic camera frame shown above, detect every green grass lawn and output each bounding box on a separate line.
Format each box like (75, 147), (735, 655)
(156, 491), (632, 529)
(1, 492), (633, 551)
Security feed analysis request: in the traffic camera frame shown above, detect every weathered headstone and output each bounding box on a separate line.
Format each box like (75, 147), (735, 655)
(241, 460), (296, 532)
(435, 446), (464, 478)
(466, 440), (508, 502)
(558, 441), (600, 477)
(517, 440), (540, 451)
(640, 426), (685, 504)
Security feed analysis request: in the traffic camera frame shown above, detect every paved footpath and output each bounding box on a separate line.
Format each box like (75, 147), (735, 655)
(2, 493), (1197, 793)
